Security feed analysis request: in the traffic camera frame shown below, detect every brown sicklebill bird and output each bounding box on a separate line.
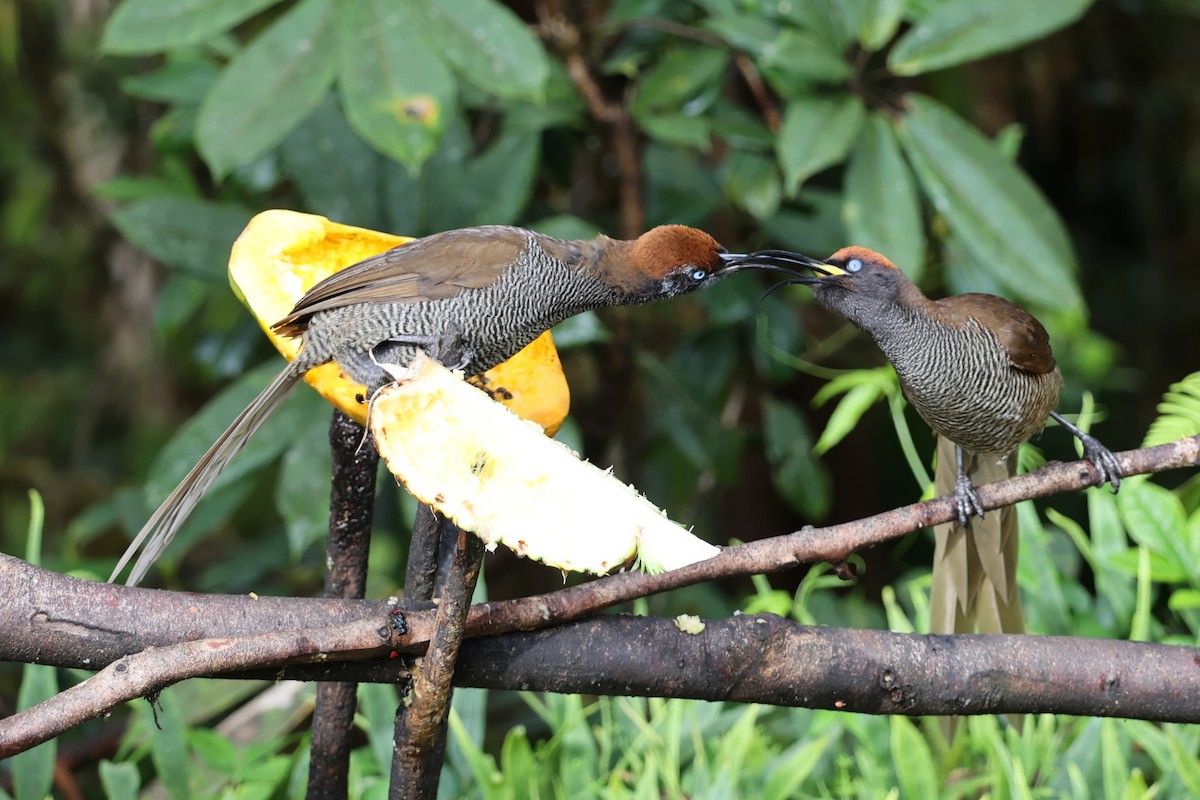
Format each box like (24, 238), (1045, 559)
(111, 224), (760, 586)
(748, 245), (1121, 640)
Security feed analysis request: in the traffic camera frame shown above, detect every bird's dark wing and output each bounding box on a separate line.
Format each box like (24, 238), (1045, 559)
(272, 226), (529, 338)
(939, 293), (1057, 375)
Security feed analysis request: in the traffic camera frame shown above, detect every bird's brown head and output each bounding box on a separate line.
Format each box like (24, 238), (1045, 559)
(740, 245), (924, 330)
(606, 225), (747, 302)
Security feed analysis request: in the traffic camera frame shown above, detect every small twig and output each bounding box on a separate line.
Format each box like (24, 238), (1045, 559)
(391, 528), (485, 798)
(537, 0), (644, 236)
(735, 54), (781, 133)
(310, 411), (379, 799)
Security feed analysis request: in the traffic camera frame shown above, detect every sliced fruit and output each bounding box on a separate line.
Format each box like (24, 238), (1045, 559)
(371, 353), (721, 575)
(227, 209), (569, 434)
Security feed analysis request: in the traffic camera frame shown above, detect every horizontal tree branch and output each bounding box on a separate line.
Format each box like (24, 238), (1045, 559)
(0, 436), (1195, 755)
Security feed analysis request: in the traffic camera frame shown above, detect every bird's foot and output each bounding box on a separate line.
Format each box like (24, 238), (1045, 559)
(953, 472), (986, 527)
(430, 327), (474, 373)
(1049, 410), (1122, 493)
(1078, 431), (1122, 493)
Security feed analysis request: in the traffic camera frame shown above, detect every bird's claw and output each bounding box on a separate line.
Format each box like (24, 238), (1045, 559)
(953, 472), (986, 527)
(1080, 433), (1122, 493)
(432, 329), (474, 373)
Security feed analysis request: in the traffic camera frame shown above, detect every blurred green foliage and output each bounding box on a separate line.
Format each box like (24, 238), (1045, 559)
(4, 0), (1200, 795)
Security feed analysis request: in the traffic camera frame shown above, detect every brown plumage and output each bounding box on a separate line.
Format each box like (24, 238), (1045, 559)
(744, 244), (1121, 647)
(111, 223), (752, 586)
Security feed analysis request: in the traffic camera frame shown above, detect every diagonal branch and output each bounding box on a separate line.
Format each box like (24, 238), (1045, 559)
(0, 436), (1194, 755)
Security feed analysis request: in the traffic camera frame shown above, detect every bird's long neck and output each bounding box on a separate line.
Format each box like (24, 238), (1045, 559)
(840, 280), (942, 363)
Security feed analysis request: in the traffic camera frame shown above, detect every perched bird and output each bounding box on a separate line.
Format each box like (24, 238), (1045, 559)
(111, 224), (756, 585)
(748, 245), (1121, 638)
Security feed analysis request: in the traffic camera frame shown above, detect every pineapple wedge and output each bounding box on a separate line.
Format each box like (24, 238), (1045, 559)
(371, 354), (721, 574)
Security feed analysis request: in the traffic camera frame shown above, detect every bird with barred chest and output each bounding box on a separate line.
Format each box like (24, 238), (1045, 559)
(745, 245), (1122, 640)
(111, 223), (759, 586)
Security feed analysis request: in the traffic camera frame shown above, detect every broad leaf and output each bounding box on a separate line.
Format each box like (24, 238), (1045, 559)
(889, 0), (1093, 76)
(102, 0), (282, 55)
(758, 30), (852, 98)
(776, 0), (857, 50)
(778, 95), (864, 194)
(855, 0), (906, 51)
(631, 46), (728, 119)
(195, 0), (339, 177)
(111, 197), (251, 280)
(763, 398), (831, 519)
(120, 58), (221, 104)
(721, 150), (782, 220)
(843, 112), (926, 280)
(1117, 479), (1195, 580)
(407, 0), (549, 100)
(276, 415), (334, 560)
(337, 0), (458, 173)
(423, 120), (540, 230)
(282, 96), (386, 229)
(896, 94), (1082, 312)
(814, 380), (886, 455)
(144, 362), (324, 506)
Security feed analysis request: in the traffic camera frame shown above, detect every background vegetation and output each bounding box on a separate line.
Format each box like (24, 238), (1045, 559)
(2, 0), (1200, 796)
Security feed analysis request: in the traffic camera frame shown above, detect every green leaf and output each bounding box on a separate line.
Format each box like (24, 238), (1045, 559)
(702, 15), (779, 56)
(889, 0), (1093, 76)
(13, 662), (56, 800)
(276, 415), (334, 560)
(777, 0), (857, 49)
(778, 95), (864, 194)
(814, 380), (885, 455)
(1101, 719), (1129, 800)
(720, 150), (782, 220)
(763, 398), (831, 519)
(855, 0), (906, 51)
(423, 120), (540, 229)
(631, 45), (728, 119)
(640, 113), (713, 150)
(99, 760), (141, 800)
(407, 0), (549, 100)
(758, 30), (852, 98)
(1144, 371), (1200, 447)
(843, 112), (926, 280)
(1088, 490), (1136, 627)
(358, 683), (398, 774)
(110, 197), (251, 280)
(895, 94), (1082, 312)
(281, 96), (386, 229)
(644, 143), (723, 227)
(102, 0), (283, 55)
(120, 58), (221, 104)
(142, 690), (192, 800)
(195, 0), (339, 178)
(1117, 480), (1195, 578)
(337, 0), (457, 173)
(890, 716), (938, 800)
(761, 189), (847, 256)
(144, 362), (322, 508)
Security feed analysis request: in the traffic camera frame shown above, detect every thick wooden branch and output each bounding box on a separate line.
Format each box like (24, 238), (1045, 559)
(0, 436), (1195, 755)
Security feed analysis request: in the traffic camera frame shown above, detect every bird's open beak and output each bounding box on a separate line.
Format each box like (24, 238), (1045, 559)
(739, 250), (844, 281)
(716, 251), (837, 281)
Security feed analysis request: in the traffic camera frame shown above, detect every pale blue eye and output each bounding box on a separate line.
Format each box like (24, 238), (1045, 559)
(691, 269), (708, 280)
(847, 258), (863, 273)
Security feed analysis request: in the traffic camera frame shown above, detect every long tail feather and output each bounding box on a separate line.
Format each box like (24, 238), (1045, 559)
(930, 435), (1022, 741)
(110, 363), (305, 586)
